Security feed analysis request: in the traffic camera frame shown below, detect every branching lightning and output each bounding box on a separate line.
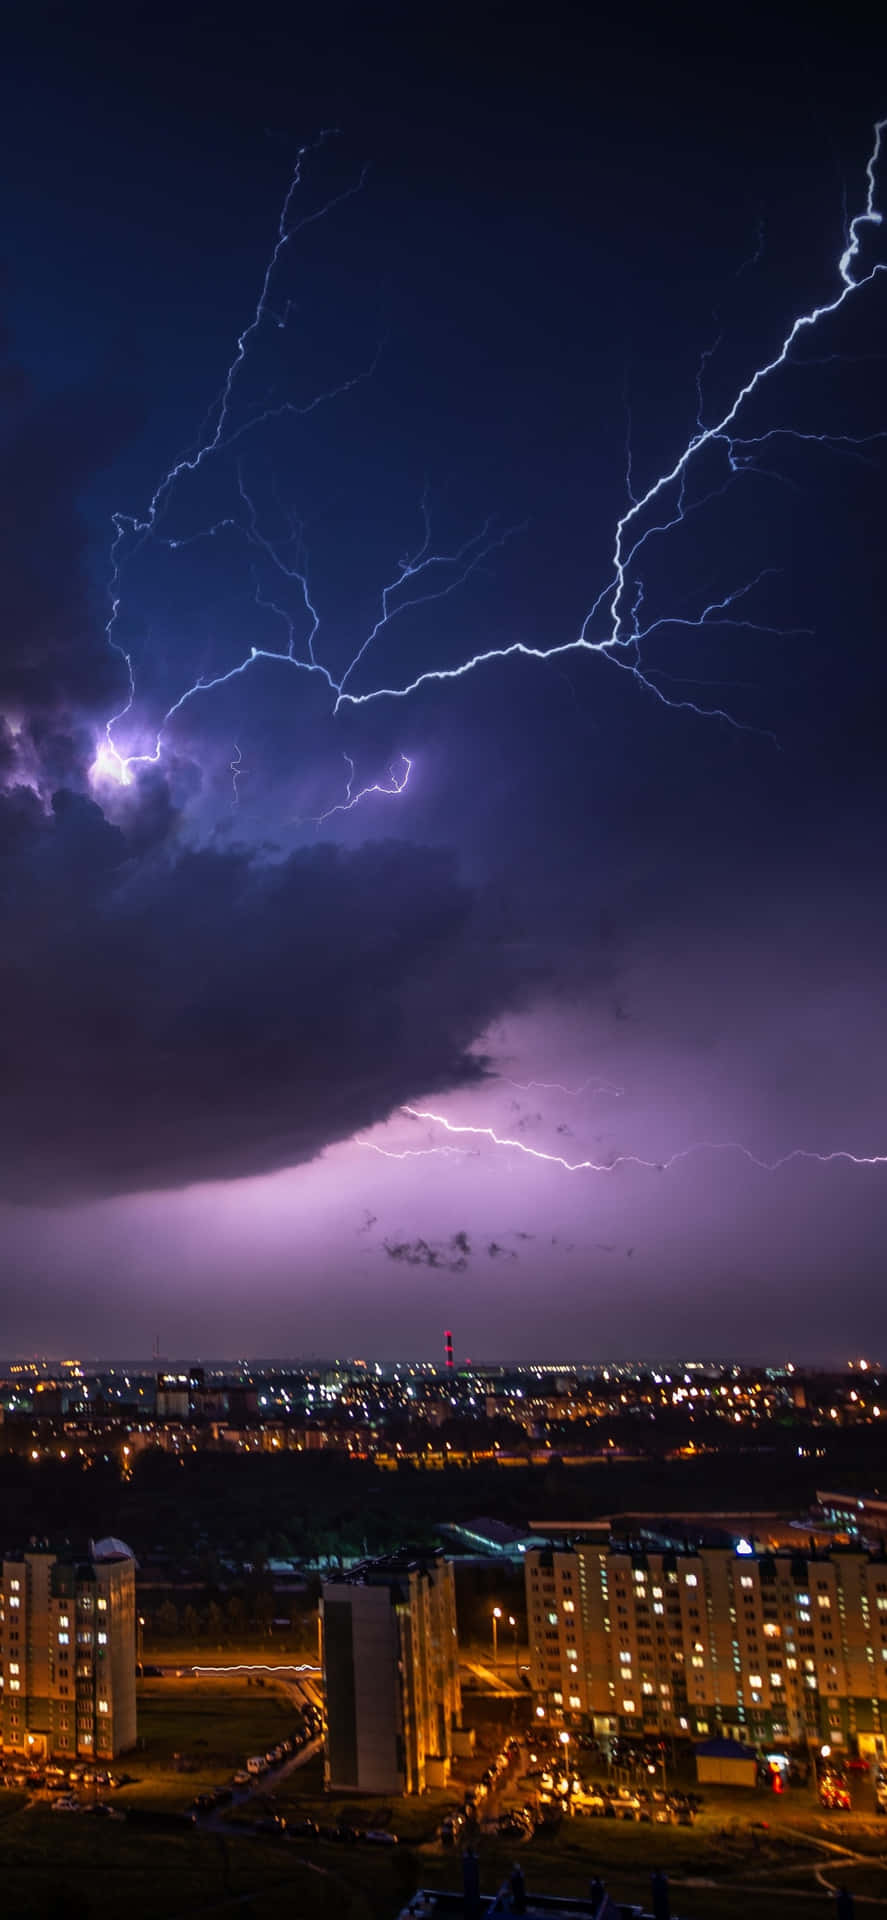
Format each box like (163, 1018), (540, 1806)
(94, 118), (886, 800)
(401, 1105), (887, 1176)
(335, 119), (885, 717)
(314, 752), (412, 825)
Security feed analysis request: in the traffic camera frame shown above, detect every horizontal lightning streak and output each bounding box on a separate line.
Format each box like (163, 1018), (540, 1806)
(355, 1137), (475, 1161)
(401, 1106), (887, 1175)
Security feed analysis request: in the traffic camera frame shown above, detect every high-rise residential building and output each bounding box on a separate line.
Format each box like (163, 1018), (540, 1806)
(526, 1540), (887, 1756)
(321, 1550), (461, 1794)
(0, 1540), (137, 1761)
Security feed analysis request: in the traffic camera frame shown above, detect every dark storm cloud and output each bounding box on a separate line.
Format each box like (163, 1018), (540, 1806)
(0, 788), (524, 1201)
(383, 1233), (472, 1271)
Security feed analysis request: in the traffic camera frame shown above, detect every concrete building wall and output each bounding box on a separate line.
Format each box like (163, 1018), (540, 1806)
(0, 1550), (136, 1760)
(525, 1541), (887, 1750)
(322, 1555), (461, 1796)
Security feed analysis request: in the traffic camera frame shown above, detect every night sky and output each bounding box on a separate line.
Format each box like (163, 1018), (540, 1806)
(2, 3), (887, 1359)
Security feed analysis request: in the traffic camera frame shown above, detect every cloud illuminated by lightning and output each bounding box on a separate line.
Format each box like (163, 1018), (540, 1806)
(401, 1105), (887, 1176)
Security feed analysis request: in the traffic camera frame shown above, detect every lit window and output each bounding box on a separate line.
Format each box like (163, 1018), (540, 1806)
(685, 1574), (698, 1588)
(691, 1656), (704, 1669)
(9, 1597), (19, 1610)
(817, 1596), (831, 1610)
(642, 1681), (654, 1695)
(9, 1680), (20, 1692)
(771, 1673), (783, 1686)
(547, 1611), (558, 1626)
(563, 1599), (575, 1613)
(653, 1602), (664, 1616)
(622, 1699), (636, 1713)
(740, 1576), (753, 1590)
(619, 1650), (632, 1664)
(569, 1694), (581, 1708)
(652, 1585), (663, 1599)
(97, 1632), (107, 1646)
(97, 1699), (109, 1714)
(59, 1615), (69, 1629)
(786, 1657), (798, 1670)
(552, 1690), (563, 1704)
(749, 1675), (762, 1688)
(9, 1580), (20, 1592)
(58, 1633), (69, 1646)
(633, 1570), (646, 1585)
(97, 1599), (107, 1612)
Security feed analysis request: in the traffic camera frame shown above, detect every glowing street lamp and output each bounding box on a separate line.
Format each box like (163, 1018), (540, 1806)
(559, 1728), (574, 1815)
(492, 1606), (502, 1664)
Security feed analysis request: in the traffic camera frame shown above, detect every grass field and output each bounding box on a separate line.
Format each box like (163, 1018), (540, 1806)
(122, 1673), (295, 1810)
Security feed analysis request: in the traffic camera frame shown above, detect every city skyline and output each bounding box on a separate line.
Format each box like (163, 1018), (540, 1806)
(2, 7), (887, 1356)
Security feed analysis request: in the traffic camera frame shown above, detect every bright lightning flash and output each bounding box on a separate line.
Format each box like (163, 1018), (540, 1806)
(401, 1105), (887, 1176)
(97, 117), (887, 794)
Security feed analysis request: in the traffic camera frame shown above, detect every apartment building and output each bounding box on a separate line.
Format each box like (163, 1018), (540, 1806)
(321, 1550), (461, 1794)
(526, 1540), (887, 1755)
(0, 1540), (137, 1761)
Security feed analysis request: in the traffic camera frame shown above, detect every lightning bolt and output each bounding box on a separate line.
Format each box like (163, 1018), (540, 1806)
(355, 1136), (476, 1161)
(230, 742), (242, 805)
(401, 1105), (887, 1176)
(314, 752), (412, 825)
(336, 118), (886, 717)
(94, 118), (886, 787)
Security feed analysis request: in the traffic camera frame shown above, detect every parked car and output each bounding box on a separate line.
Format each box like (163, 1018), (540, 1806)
(820, 1771), (851, 1812)
(573, 1787), (607, 1817)
(364, 1829), (399, 1845)
(607, 1788), (641, 1820)
(51, 1795), (80, 1814)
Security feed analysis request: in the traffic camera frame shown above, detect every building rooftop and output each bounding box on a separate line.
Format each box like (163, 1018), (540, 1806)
(323, 1547), (446, 1585)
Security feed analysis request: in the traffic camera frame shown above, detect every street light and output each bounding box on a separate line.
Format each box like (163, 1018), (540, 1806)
(492, 1606), (502, 1665)
(137, 1614), (145, 1674)
(559, 1728), (573, 1816)
(508, 1614), (519, 1674)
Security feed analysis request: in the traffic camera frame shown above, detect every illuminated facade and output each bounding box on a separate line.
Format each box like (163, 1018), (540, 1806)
(0, 1546), (137, 1760)
(321, 1551), (461, 1794)
(526, 1542), (887, 1754)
